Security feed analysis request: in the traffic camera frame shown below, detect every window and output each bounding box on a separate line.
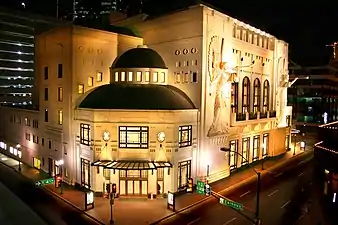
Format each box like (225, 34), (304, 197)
(128, 72), (133, 81)
(58, 110), (63, 125)
(175, 72), (181, 83)
(177, 160), (191, 190)
(192, 72), (197, 83)
(44, 66), (48, 80)
(121, 72), (126, 81)
(42, 138), (44, 146)
(78, 84), (84, 94)
(114, 72), (118, 82)
(231, 82), (238, 113)
(242, 77), (250, 113)
(153, 72), (158, 82)
(253, 135), (260, 162)
(58, 87), (63, 102)
(97, 72), (103, 82)
(229, 140), (238, 170)
(145, 71), (150, 82)
(88, 77), (94, 86)
(176, 62), (181, 67)
(136, 72), (142, 82)
(253, 78), (261, 113)
(81, 158), (90, 188)
(24, 117), (30, 126)
(103, 168), (111, 179)
(119, 126), (148, 148)
(33, 135), (39, 144)
(33, 119), (38, 128)
(58, 64), (63, 78)
(242, 137), (250, 165)
(263, 80), (270, 112)
(44, 109), (48, 122)
(48, 140), (52, 149)
(44, 88), (48, 101)
(262, 134), (269, 158)
(25, 133), (30, 141)
(179, 125), (192, 148)
(80, 123), (90, 146)
(159, 72), (165, 83)
(184, 73), (189, 82)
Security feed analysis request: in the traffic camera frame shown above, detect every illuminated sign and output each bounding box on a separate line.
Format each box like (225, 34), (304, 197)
(86, 191), (94, 204)
(167, 192), (174, 205)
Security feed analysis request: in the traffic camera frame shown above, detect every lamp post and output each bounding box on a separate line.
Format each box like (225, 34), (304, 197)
(221, 148), (261, 225)
(16, 144), (21, 172)
(56, 159), (64, 194)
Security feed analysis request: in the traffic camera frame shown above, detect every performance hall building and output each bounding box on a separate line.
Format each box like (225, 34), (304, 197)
(0, 4), (291, 197)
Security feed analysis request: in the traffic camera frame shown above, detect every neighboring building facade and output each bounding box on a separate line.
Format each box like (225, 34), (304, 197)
(288, 65), (338, 127)
(0, 4), (291, 197)
(74, 0), (122, 20)
(0, 7), (66, 106)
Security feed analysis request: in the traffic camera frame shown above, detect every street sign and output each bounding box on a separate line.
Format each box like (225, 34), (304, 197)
(196, 180), (205, 195)
(35, 177), (55, 186)
(219, 197), (243, 211)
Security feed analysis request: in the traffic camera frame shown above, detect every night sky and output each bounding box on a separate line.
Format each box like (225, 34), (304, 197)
(1, 0), (337, 66)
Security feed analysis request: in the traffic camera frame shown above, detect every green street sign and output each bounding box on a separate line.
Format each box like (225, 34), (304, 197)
(196, 180), (205, 195)
(219, 197), (243, 211)
(35, 178), (55, 186)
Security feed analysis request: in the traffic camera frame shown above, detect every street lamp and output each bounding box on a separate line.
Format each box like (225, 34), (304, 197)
(56, 159), (64, 194)
(16, 144), (21, 172)
(221, 147), (261, 225)
(21, 2), (26, 8)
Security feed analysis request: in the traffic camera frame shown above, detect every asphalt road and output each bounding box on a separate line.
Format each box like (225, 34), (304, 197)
(0, 160), (103, 225)
(0, 181), (48, 225)
(159, 151), (331, 225)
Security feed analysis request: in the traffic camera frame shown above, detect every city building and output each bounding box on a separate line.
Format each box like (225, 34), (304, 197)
(288, 63), (338, 128)
(0, 7), (65, 106)
(0, 3), (291, 197)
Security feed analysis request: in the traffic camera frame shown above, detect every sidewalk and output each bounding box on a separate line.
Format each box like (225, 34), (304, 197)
(0, 145), (314, 225)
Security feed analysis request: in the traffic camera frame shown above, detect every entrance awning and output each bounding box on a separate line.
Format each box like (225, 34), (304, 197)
(91, 160), (172, 170)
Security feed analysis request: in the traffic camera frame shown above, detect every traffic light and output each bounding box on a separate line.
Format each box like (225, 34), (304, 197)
(106, 183), (111, 193)
(205, 183), (211, 196)
(56, 176), (62, 188)
(112, 183), (117, 194)
(187, 178), (193, 193)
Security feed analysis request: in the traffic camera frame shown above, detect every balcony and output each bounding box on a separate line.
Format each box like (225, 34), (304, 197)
(230, 111), (277, 126)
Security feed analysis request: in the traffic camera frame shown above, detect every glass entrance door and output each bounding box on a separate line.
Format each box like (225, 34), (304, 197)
(119, 170), (148, 196)
(177, 160), (191, 191)
(229, 140), (238, 170)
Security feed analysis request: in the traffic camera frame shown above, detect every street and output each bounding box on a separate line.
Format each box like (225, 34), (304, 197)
(0, 157), (103, 225)
(0, 181), (48, 225)
(159, 151), (333, 225)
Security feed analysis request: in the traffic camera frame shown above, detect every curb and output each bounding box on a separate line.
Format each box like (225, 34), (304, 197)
(0, 160), (104, 225)
(151, 149), (314, 224)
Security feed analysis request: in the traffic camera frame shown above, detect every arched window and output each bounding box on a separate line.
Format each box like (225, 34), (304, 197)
(231, 82), (239, 113)
(253, 78), (261, 113)
(242, 77), (250, 113)
(263, 80), (270, 112)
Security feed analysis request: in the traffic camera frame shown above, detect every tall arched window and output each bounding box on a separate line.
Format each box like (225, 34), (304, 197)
(242, 77), (250, 113)
(253, 78), (261, 113)
(263, 80), (270, 112)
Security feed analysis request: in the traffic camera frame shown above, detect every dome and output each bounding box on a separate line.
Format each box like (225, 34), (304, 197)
(78, 83), (196, 110)
(111, 46), (167, 69)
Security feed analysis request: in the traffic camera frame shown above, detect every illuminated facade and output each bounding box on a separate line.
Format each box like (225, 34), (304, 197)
(0, 4), (291, 197)
(0, 7), (64, 106)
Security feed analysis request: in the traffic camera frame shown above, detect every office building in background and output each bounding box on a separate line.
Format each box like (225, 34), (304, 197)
(0, 7), (65, 106)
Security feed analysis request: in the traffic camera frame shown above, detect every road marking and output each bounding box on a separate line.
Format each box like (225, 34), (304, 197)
(187, 217), (201, 225)
(268, 189), (279, 197)
(223, 217), (237, 225)
(280, 200), (291, 209)
(274, 172), (283, 178)
(240, 191), (251, 198)
(298, 172), (304, 177)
